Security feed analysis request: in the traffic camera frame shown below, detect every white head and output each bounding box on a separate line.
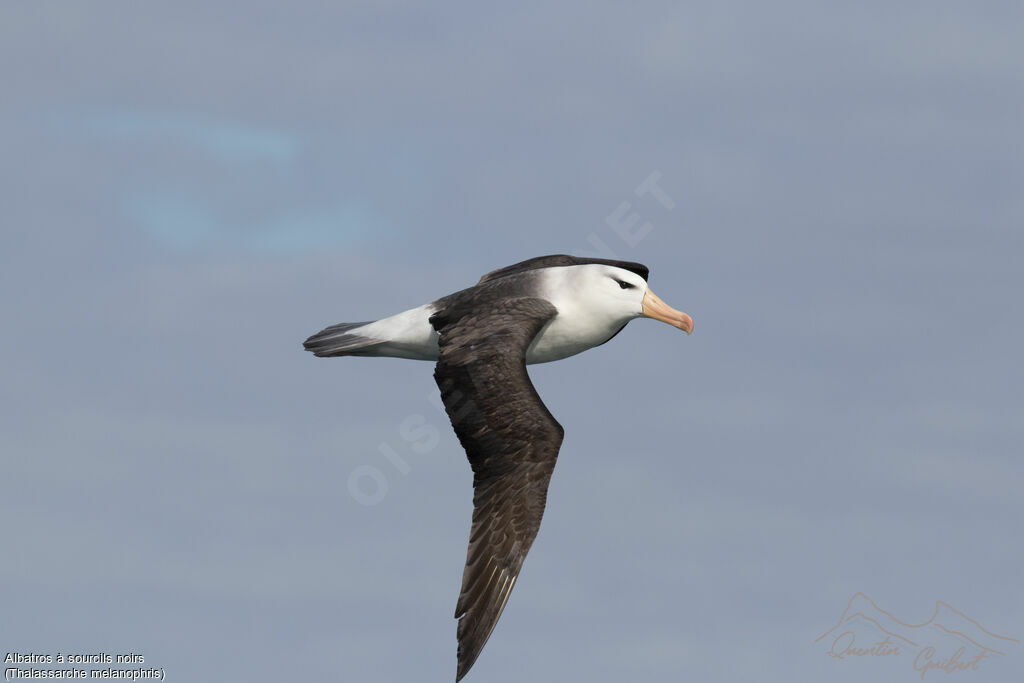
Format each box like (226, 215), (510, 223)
(563, 264), (693, 334)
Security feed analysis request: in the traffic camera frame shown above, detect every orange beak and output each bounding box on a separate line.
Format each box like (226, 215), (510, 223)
(642, 289), (693, 334)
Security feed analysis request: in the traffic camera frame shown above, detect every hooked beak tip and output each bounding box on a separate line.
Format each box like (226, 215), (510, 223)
(642, 289), (693, 335)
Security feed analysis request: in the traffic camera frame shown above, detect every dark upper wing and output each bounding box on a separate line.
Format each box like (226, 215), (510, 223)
(430, 296), (563, 682)
(477, 254), (649, 284)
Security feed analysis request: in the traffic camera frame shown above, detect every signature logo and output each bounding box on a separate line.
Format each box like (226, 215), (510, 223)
(816, 592), (1018, 679)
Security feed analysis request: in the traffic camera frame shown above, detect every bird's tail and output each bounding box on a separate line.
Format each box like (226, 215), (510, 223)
(302, 321), (386, 357)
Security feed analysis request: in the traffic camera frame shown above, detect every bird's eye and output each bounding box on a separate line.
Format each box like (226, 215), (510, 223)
(614, 279), (635, 290)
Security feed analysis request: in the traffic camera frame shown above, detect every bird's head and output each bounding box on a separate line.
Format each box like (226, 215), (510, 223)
(575, 264), (693, 334)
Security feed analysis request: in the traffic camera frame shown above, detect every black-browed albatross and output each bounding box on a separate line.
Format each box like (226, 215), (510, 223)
(303, 254), (692, 681)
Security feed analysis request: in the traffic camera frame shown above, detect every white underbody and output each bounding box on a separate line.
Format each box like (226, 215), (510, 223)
(352, 266), (643, 364)
(353, 302), (628, 364)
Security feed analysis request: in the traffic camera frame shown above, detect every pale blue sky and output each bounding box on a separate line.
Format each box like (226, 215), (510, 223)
(2, 2), (1021, 682)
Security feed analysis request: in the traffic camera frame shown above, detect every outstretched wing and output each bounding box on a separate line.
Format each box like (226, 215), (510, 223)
(430, 296), (563, 682)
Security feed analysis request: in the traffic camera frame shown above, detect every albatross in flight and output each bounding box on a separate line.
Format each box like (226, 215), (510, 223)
(303, 254), (693, 681)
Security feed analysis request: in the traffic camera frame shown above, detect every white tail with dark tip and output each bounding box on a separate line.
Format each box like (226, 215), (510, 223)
(303, 304), (441, 360)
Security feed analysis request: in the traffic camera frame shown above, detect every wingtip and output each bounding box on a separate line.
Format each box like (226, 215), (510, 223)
(455, 645), (469, 682)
